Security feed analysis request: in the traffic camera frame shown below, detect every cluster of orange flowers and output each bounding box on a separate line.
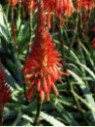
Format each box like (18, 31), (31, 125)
(23, 0), (63, 102)
(6, 0), (95, 14)
(73, 0), (95, 10)
(6, 0), (95, 28)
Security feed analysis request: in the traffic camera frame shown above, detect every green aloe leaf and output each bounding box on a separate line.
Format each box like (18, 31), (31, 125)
(40, 112), (66, 126)
(0, 5), (11, 43)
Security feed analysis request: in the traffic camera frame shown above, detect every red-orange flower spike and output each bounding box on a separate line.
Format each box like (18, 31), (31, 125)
(81, 0), (95, 10)
(22, 0), (36, 15)
(44, 0), (74, 28)
(73, 0), (95, 10)
(6, 0), (18, 6)
(45, 0), (74, 17)
(23, 0), (63, 102)
(0, 61), (11, 115)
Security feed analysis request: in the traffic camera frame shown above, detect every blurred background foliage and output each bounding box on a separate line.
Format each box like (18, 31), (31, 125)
(0, 0), (95, 126)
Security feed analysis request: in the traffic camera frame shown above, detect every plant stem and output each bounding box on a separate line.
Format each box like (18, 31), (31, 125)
(11, 45), (23, 86)
(11, 2), (23, 87)
(33, 93), (42, 126)
(0, 115), (3, 126)
(6, 2), (10, 19)
(59, 26), (71, 89)
(30, 14), (33, 42)
(18, 0), (21, 20)
(17, 0), (21, 29)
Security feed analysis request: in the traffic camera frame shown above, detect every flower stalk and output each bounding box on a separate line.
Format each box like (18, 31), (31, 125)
(0, 115), (3, 126)
(10, 1), (23, 87)
(33, 92), (42, 126)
